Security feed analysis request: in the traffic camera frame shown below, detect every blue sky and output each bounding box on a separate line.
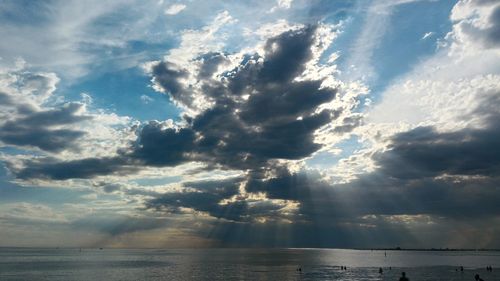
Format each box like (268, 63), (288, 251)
(1, 0), (500, 248)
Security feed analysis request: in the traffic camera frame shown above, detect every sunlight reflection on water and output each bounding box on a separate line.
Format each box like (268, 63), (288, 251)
(0, 248), (499, 280)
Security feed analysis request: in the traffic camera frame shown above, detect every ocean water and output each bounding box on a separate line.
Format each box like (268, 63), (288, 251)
(0, 248), (499, 281)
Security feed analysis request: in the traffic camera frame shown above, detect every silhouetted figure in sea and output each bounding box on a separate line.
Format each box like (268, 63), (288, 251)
(460, 266), (464, 272)
(475, 274), (484, 281)
(399, 272), (409, 281)
(379, 267), (383, 274)
(296, 267), (302, 273)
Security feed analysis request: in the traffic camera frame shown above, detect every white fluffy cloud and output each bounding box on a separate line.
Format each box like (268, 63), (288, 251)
(449, 0), (500, 52)
(369, 0), (500, 132)
(326, 0), (500, 184)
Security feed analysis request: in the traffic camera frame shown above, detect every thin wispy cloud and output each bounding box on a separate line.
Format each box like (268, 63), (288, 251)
(421, 31), (434, 40)
(164, 4), (186, 15)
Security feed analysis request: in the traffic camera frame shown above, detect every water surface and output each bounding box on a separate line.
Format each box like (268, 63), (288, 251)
(1, 248), (499, 280)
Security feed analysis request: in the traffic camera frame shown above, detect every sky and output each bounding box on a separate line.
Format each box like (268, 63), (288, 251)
(0, 0), (500, 249)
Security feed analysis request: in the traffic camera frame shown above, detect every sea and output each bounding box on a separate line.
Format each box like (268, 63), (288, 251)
(0, 248), (499, 280)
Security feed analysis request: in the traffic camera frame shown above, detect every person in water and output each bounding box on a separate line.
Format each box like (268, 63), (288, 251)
(475, 274), (484, 281)
(379, 267), (383, 274)
(399, 272), (409, 281)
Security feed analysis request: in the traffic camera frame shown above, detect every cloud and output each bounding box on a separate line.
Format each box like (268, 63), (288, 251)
(140, 94), (154, 104)
(368, 70), (500, 183)
(137, 82), (500, 245)
(0, 0), (183, 79)
(2, 1), (500, 249)
(196, 0), (495, 247)
(146, 175), (299, 224)
(343, 0), (422, 82)
(147, 164), (500, 248)
(4, 25), (371, 245)
(451, 0), (500, 49)
(368, 0), (500, 134)
(149, 61), (191, 107)
(12, 24), (360, 181)
(278, 0), (293, 9)
(421, 31), (434, 40)
(0, 103), (91, 152)
(358, 3), (500, 202)
(164, 4), (186, 15)
(146, 177), (242, 219)
(11, 156), (136, 180)
(160, 10), (236, 73)
(0, 63), (134, 161)
(270, 0), (293, 12)
(130, 121), (195, 166)
(0, 65), (90, 152)
(0, 202), (69, 224)
(374, 121), (500, 180)
(146, 25), (342, 171)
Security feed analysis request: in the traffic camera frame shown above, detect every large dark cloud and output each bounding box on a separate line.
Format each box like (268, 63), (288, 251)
(259, 26), (316, 83)
(217, 93), (500, 246)
(142, 25), (339, 170)
(130, 121), (196, 166)
(0, 70), (90, 154)
(0, 103), (91, 152)
(13, 156), (134, 180)
(241, 92), (500, 223)
(375, 92), (500, 180)
(13, 25), (347, 179)
(374, 126), (500, 179)
(144, 91), (500, 247)
(265, 172), (500, 220)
